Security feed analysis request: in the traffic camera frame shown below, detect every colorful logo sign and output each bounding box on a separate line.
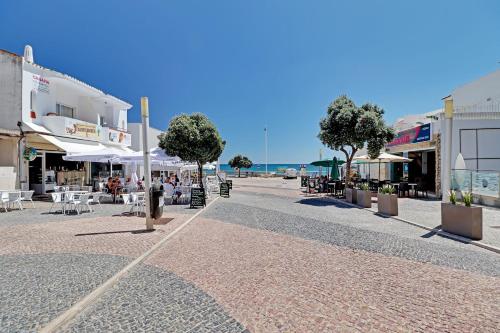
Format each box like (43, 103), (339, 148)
(387, 123), (431, 147)
(64, 118), (99, 139)
(107, 128), (131, 146)
(23, 147), (37, 161)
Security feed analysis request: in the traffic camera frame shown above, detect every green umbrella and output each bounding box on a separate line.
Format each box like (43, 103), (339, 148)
(330, 157), (340, 180)
(310, 158), (345, 167)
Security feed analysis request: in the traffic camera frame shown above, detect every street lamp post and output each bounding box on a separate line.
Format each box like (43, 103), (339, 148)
(442, 98), (454, 202)
(141, 97), (154, 230)
(264, 127), (268, 175)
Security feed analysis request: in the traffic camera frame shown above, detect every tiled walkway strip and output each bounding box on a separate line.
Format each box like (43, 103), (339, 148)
(325, 196), (500, 254)
(39, 197), (220, 333)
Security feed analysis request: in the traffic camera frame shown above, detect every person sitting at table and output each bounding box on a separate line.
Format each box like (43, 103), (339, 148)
(105, 177), (113, 193)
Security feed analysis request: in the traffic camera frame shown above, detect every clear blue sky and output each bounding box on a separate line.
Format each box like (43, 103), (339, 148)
(2, 1), (500, 163)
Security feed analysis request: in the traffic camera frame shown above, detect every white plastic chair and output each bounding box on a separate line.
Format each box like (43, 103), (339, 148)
(8, 192), (23, 210)
(163, 184), (174, 205)
(20, 190), (35, 208)
(0, 192), (9, 212)
(49, 192), (64, 213)
(75, 194), (93, 214)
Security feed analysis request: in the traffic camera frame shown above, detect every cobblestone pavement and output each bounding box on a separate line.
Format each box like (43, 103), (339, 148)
(61, 264), (248, 333)
(1, 179), (499, 332)
(0, 201), (210, 332)
(0, 253), (129, 332)
(140, 179), (499, 332)
(370, 196), (500, 248)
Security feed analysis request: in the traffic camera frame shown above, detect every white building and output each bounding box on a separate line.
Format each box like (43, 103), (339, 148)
(440, 69), (500, 205)
(0, 46), (133, 192)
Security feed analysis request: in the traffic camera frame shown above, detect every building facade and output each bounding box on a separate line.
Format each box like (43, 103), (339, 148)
(0, 46), (133, 192)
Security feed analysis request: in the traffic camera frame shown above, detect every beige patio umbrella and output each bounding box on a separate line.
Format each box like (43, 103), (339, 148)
(353, 152), (412, 180)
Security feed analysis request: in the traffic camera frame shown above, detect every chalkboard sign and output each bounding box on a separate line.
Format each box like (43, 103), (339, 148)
(301, 176), (309, 187)
(190, 187), (206, 208)
(227, 180), (233, 189)
(220, 182), (230, 198)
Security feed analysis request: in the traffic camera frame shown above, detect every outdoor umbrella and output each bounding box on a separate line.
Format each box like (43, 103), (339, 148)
(330, 157), (341, 180)
(63, 147), (129, 176)
(310, 158), (345, 178)
(353, 152), (412, 180)
(118, 147), (182, 165)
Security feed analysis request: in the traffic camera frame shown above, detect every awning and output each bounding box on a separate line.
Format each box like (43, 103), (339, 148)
(34, 134), (133, 156)
(39, 134), (103, 154)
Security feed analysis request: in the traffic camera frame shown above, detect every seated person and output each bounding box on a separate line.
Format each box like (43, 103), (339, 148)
(105, 177), (113, 193)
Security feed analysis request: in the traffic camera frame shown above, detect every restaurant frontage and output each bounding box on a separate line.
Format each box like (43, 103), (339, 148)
(385, 117), (440, 194)
(0, 46), (134, 193)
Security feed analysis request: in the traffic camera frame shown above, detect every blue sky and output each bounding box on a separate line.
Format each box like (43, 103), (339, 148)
(2, 1), (500, 163)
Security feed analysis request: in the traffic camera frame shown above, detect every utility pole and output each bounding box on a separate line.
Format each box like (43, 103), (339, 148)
(264, 126), (268, 174)
(141, 97), (154, 230)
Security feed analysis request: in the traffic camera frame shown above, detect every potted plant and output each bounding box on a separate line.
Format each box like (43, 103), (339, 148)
(356, 183), (372, 208)
(345, 183), (357, 204)
(441, 191), (482, 240)
(377, 185), (398, 216)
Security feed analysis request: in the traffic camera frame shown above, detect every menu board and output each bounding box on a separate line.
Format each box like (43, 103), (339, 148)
(190, 187), (206, 208)
(227, 180), (233, 189)
(220, 182), (230, 198)
(301, 176), (309, 187)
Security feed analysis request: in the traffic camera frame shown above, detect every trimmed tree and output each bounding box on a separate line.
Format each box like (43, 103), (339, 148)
(318, 95), (394, 185)
(228, 155), (253, 177)
(158, 113), (225, 187)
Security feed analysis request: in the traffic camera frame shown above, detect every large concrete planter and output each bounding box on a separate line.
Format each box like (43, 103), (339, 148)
(441, 203), (483, 240)
(346, 188), (357, 204)
(356, 190), (372, 208)
(377, 193), (398, 216)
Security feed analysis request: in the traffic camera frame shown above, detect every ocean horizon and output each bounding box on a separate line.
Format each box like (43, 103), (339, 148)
(217, 163), (332, 175)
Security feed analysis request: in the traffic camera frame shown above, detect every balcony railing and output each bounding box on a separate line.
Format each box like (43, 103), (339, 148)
(451, 169), (500, 198)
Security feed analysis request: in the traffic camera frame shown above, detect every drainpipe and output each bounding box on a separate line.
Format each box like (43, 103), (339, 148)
(16, 122), (25, 190)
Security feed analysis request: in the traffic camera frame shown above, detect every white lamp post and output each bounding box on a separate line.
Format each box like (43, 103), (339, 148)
(442, 98), (454, 202)
(264, 126), (268, 175)
(141, 97), (154, 230)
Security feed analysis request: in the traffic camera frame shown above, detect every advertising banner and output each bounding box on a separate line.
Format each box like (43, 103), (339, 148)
(64, 118), (100, 139)
(107, 128), (131, 146)
(387, 123), (431, 147)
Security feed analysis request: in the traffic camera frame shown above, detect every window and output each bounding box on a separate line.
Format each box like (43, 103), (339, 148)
(99, 115), (106, 126)
(56, 103), (75, 118)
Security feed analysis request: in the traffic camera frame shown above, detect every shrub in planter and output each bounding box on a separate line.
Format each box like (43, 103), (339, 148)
(441, 191), (482, 240)
(356, 183), (372, 208)
(346, 187), (357, 204)
(377, 185), (398, 216)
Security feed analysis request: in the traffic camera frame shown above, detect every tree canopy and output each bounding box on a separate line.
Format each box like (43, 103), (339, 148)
(318, 95), (394, 183)
(228, 155), (253, 177)
(158, 113), (225, 186)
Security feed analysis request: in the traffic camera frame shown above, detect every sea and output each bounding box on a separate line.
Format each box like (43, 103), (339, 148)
(215, 163), (331, 176)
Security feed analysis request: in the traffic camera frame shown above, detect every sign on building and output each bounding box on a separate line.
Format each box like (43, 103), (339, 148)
(387, 123), (431, 147)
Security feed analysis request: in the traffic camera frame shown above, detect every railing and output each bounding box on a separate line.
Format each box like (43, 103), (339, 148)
(451, 169), (500, 198)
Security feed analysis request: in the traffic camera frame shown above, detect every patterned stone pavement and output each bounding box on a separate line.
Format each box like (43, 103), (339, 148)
(0, 253), (129, 332)
(1, 179), (499, 332)
(61, 265), (248, 333)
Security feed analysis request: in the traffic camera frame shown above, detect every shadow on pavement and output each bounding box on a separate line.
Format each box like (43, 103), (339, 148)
(295, 198), (355, 208)
(75, 229), (156, 236)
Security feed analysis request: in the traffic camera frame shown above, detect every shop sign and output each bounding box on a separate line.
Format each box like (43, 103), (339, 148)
(64, 118), (100, 139)
(23, 147), (37, 161)
(32, 74), (50, 94)
(387, 123), (431, 147)
(107, 128), (131, 146)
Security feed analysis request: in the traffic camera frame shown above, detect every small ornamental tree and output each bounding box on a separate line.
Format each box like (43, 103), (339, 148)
(318, 95), (394, 184)
(159, 113), (225, 187)
(228, 155), (253, 177)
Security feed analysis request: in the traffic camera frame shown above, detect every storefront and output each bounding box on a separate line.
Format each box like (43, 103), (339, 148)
(386, 118), (440, 193)
(0, 46), (133, 194)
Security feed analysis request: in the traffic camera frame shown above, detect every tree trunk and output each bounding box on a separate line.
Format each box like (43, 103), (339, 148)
(238, 168), (241, 177)
(198, 162), (204, 188)
(341, 147), (357, 186)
